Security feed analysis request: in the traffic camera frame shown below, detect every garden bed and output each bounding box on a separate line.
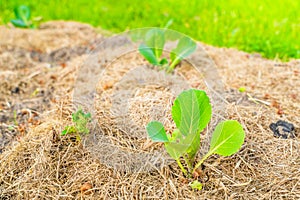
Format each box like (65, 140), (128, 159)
(0, 21), (299, 199)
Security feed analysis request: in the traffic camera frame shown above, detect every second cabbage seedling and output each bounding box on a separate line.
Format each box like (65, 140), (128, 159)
(146, 89), (245, 178)
(138, 28), (196, 72)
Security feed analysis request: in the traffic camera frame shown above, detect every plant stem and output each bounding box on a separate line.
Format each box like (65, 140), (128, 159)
(193, 151), (212, 174)
(176, 158), (187, 176)
(13, 110), (18, 126)
(183, 154), (193, 172)
(168, 61), (177, 72)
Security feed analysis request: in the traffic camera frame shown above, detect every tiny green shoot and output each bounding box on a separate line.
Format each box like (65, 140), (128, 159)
(189, 180), (203, 190)
(30, 88), (40, 97)
(146, 89), (245, 186)
(61, 109), (92, 140)
(8, 125), (15, 131)
(239, 87), (246, 93)
(138, 28), (196, 72)
(13, 110), (18, 126)
(10, 5), (35, 28)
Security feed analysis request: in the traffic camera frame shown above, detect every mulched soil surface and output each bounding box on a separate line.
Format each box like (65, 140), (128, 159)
(0, 21), (299, 199)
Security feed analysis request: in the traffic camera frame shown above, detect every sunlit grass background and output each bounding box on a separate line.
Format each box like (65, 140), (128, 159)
(1, 0), (299, 59)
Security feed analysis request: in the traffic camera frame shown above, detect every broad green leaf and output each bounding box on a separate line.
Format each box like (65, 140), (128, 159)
(10, 19), (27, 28)
(138, 43), (159, 65)
(172, 89), (212, 136)
(145, 29), (165, 58)
(164, 145), (182, 160)
(166, 89), (211, 159)
(165, 129), (185, 159)
(14, 5), (31, 21)
(165, 143), (185, 160)
(165, 129), (200, 160)
(146, 121), (169, 142)
(170, 36), (197, 67)
(209, 120), (245, 156)
(186, 131), (200, 161)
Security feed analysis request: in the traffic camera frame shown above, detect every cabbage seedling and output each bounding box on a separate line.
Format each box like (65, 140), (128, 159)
(138, 28), (196, 72)
(146, 89), (245, 178)
(61, 108), (91, 140)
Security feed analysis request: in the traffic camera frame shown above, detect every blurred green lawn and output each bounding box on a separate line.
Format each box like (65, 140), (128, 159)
(1, 0), (299, 59)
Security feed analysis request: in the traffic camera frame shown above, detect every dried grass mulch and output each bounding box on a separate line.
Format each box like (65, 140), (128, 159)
(0, 21), (299, 199)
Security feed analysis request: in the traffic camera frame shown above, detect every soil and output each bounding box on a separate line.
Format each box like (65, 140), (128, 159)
(0, 21), (299, 199)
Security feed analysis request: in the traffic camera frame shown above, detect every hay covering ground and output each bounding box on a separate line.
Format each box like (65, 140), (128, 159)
(0, 21), (299, 199)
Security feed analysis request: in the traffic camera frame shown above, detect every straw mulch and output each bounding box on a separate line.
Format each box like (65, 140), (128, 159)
(0, 21), (299, 199)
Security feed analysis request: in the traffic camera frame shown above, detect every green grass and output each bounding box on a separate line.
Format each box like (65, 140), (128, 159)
(1, 0), (299, 59)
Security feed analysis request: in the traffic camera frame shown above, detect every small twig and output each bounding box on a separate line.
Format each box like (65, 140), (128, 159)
(247, 93), (271, 106)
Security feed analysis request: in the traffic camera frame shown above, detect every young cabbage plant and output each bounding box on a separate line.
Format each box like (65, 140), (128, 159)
(146, 89), (245, 178)
(138, 28), (196, 72)
(61, 108), (92, 140)
(10, 5), (35, 28)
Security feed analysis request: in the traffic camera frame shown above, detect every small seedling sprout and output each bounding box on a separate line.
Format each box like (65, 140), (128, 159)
(61, 108), (91, 140)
